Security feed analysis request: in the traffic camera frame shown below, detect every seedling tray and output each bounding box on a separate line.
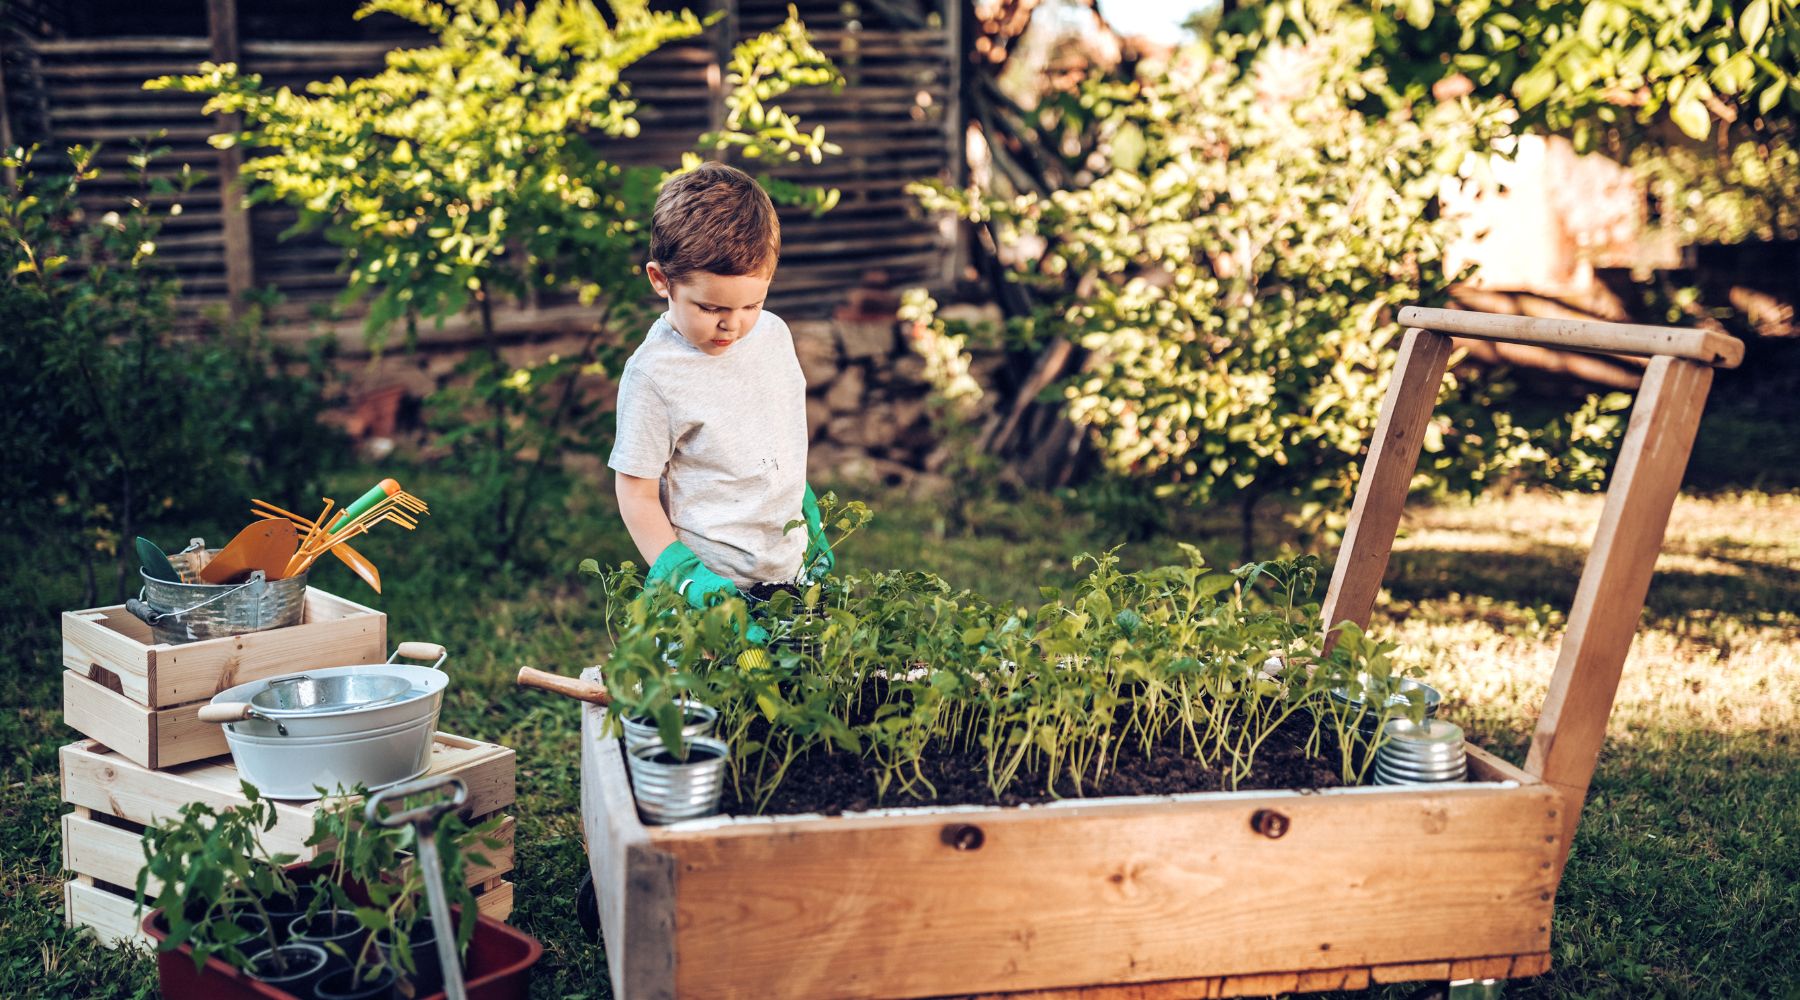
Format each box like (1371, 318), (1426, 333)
(144, 902), (541, 1000)
(578, 309), (1738, 998)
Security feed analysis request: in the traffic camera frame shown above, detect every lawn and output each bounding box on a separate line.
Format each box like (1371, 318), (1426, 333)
(2, 474), (1795, 999)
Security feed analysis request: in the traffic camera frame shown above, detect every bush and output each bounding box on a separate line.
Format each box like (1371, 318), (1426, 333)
(0, 145), (341, 604)
(912, 25), (1623, 551)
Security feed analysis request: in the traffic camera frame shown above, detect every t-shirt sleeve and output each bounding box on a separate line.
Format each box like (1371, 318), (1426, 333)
(607, 366), (675, 479)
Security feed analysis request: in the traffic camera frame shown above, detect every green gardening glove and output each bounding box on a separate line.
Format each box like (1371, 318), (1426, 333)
(647, 540), (738, 611)
(646, 541), (769, 644)
(801, 483), (835, 580)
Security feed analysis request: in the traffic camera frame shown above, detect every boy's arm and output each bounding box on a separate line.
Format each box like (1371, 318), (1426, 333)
(615, 472), (678, 566)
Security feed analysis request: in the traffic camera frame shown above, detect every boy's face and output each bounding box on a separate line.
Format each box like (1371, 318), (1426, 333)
(646, 262), (773, 357)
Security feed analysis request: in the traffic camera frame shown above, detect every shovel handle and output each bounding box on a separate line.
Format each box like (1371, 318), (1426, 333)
(516, 666), (612, 706)
(198, 702), (252, 724)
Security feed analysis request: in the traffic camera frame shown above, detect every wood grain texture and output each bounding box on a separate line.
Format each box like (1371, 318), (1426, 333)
(60, 733), (514, 856)
(61, 810), (515, 898)
(63, 879), (147, 950)
(580, 668), (678, 1000)
(1525, 357), (1714, 872)
(1399, 306), (1745, 368)
(942, 957), (1542, 999)
(62, 670), (229, 769)
(59, 588), (386, 708)
(1320, 328), (1456, 642)
(632, 780), (1558, 999)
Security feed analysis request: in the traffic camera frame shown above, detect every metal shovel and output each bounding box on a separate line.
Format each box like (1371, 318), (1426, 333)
(367, 774), (470, 1000)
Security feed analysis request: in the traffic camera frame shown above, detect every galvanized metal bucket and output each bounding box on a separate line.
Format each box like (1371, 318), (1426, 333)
(626, 735), (729, 825)
(620, 700), (719, 752)
(131, 540), (308, 645)
(1373, 717), (1469, 785)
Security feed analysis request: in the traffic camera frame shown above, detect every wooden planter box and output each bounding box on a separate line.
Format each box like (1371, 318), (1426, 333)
(581, 689), (1558, 999)
(61, 732), (517, 948)
(60, 588), (386, 769)
(577, 310), (1740, 999)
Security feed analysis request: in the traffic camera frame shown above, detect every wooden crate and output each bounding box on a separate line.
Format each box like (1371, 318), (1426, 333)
(60, 588), (386, 769)
(578, 309), (1737, 999)
(61, 732), (517, 949)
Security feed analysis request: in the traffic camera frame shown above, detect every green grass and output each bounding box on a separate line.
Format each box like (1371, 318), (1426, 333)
(1, 473), (1794, 999)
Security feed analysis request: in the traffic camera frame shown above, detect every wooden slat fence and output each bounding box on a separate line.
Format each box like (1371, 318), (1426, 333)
(2, 0), (959, 327)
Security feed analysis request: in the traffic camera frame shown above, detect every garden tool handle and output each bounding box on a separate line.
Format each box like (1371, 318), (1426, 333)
(395, 641), (447, 661)
(197, 702), (253, 724)
(515, 666), (612, 706)
(365, 773), (468, 831)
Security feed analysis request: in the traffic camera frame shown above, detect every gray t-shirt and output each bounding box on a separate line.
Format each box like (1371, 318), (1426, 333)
(608, 310), (809, 587)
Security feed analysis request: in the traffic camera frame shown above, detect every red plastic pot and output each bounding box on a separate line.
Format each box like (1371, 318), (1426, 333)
(143, 903), (541, 1000)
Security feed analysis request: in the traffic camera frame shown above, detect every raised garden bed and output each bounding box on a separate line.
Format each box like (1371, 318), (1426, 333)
(577, 309), (1740, 998)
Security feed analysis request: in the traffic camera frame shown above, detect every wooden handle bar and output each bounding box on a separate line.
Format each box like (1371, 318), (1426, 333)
(198, 702), (252, 724)
(1398, 306), (1744, 369)
(516, 666), (612, 706)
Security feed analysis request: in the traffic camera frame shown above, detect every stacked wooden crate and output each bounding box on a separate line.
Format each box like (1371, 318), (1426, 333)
(58, 589), (518, 947)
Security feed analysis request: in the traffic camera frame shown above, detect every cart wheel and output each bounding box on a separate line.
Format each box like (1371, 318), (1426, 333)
(577, 869), (601, 940)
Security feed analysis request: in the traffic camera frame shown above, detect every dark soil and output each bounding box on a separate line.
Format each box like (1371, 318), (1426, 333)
(744, 581), (803, 603)
(719, 708), (1348, 817)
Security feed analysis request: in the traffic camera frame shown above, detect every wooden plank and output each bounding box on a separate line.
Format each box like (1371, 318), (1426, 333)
(1319, 328), (1456, 643)
(62, 669), (154, 767)
(617, 777), (1557, 999)
(1465, 743), (1537, 785)
(1525, 357), (1714, 874)
(580, 667), (678, 1000)
(62, 608), (157, 705)
(207, 0), (254, 311)
(62, 809), (515, 897)
(474, 880), (514, 922)
(151, 591), (386, 706)
(61, 733), (515, 855)
(1399, 306), (1744, 368)
(64, 879), (149, 950)
(61, 588), (385, 708)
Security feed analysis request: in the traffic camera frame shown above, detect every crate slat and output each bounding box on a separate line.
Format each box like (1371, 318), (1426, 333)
(60, 587), (386, 709)
(60, 733), (516, 856)
(62, 810), (515, 898)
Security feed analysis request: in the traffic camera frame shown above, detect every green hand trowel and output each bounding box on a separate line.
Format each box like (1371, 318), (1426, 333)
(135, 537), (182, 582)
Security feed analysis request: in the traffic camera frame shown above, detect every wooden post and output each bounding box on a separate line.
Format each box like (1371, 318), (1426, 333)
(206, 0), (255, 314)
(1318, 327), (1456, 641)
(1525, 355), (1713, 877)
(942, 0), (966, 287)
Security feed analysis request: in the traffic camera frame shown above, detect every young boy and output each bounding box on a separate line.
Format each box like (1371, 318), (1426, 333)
(609, 162), (832, 620)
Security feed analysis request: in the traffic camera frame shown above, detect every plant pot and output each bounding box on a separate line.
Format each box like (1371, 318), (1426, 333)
(314, 965), (397, 1000)
(288, 910), (369, 975)
(377, 916), (442, 998)
(259, 881), (326, 945)
(625, 734), (729, 824)
(620, 699), (717, 752)
(246, 941), (330, 999)
(147, 866), (542, 1000)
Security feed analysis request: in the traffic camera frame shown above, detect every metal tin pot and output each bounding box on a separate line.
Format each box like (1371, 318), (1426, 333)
(626, 736), (729, 825)
(129, 542), (309, 644)
(202, 646), (449, 738)
(1372, 717), (1469, 786)
(200, 644), (449, 798)
(1328, 676), (1442, 736)
(620, 700), (718, 751)
(222, 712), (440, 799)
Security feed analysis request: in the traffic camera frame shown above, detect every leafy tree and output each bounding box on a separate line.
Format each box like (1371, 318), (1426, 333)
(150, 0), (840, 563)
(912, 26), (1623, 555)
(1273, 0), (1800, 143)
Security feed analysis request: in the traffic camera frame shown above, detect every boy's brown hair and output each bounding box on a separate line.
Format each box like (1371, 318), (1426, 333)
(650, 162), (781, 283)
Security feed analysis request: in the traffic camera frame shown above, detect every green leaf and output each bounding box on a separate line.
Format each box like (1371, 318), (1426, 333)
(1759, 80), (1785, 115)
(1740, 0), (1770, 45)
(1669, 92), (1712, 138)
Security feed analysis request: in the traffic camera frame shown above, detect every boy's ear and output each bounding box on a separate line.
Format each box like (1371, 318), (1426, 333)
(645, 261), (672, 299)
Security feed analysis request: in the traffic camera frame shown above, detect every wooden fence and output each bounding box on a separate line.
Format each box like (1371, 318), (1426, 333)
(1, 0), (961, 330)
